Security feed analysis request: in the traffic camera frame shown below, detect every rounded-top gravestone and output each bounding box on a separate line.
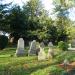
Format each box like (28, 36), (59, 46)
(28, 40), (37, 56)
(16, 38), (25, 56)
(48, 42), (53, 48)
(40, 42), (45, 48)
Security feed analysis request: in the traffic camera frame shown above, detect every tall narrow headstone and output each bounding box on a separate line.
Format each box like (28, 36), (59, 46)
(40, 42), (45, 48)
(47, 42), (54, 59)
(28, 40), (37, 56)
(16, 38), (25, 56)
(47, 48), (54, 59)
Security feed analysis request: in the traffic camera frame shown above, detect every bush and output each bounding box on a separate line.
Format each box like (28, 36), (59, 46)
(0, 35), (8, 50)
(49, 66), (66, 75)
(58, 41), (68, 51)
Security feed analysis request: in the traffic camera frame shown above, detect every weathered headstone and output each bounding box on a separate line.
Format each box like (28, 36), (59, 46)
(47, 48), (54, 59)
(16, 38), (25, 56)
(28, 40), (37, 56)
(71, 39), (75, 48)
(47, 42), (54, 59)
(68, 44), (71, 48)
(40, 42), (45, 48)
(38, 46), (46, 61)
(48, 42), (53, 47)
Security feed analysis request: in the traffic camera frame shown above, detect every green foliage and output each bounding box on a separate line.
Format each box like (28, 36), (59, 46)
(53, 0), (72, 43)
(0, 0), (74, 45)
(8, 5), (29, 43)
(68, 26), (75, 39)
(58, 41), (68, 51)
(9, 5), (26, 33)
(49, 66), (65, 75)
(0, 35), (8, 50)
(47, 25), (58, 44)
(0, 47), (75, 74)
(0, 0), (12, 32)
(55, 51), (75, 63)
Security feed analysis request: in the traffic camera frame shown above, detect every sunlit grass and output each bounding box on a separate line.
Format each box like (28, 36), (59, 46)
(0, 47), (75, 75)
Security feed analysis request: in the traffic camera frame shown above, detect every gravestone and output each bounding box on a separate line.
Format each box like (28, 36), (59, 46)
(40, 42), (45, 48)
(38, 46), (46, 61)
(47, 48), (54, 59)
(68, 44), (71, 48)
(16, 38), (25, 56)
(28, 40), (37, 56)
(47, 42), (54, 59)
(48, 42), (53, 48)
(68, 39), (75, 50)
(68, 43), (75, 50)
(71, 39), (75, 48)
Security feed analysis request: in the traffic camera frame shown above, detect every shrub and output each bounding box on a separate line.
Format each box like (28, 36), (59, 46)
(58, 41), (68, 51)
(0, 35), (8, 50)
(49, 66), (66, 75)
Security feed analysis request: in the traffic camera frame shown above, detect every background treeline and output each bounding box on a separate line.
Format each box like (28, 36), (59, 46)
(0, 0), (75, 45)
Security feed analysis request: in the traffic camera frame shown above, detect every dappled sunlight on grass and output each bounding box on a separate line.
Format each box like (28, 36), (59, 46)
(0, 47), (75, 75)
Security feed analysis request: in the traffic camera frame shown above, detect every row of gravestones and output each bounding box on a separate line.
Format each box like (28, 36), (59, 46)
(15, 38), (54, 60)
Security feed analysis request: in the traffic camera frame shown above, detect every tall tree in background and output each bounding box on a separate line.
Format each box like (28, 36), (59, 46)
(22, 0), (44, 30)
(22, 0), (52, 42)
(0, 0), (12, 32)
(8, 5), (28, 43)
(53, 0), (74, 42)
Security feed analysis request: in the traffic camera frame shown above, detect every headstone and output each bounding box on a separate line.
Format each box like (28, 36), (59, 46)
(38, 46), (46, 61)
(71, 39), (75, 48)
(36, 47), (40, 55)
(40, 42), (45, 48)
(68, 43), (75, 50)
(68, 44), (71, 48)
(48, 42), (53, 47)
(28, 40), (37, 56)
(47, 42), (54, 59)
(16, 38), (25, 56)
(47, 48), (54, 59)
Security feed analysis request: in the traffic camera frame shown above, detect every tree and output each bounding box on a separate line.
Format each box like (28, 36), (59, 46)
(8, 5), (28, 43)
(53, 0), (73, 42)
(22, 0), (52, 42)
(0, 0), (12, 32)
(22, 0), (44, 30)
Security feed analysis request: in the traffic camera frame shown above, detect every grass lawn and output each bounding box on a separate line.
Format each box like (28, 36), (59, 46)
(0, 47), (75, 75)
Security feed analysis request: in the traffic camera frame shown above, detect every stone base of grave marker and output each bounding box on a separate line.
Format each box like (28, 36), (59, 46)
(16, 48), (25, 56)
(28, 49), (37, 56)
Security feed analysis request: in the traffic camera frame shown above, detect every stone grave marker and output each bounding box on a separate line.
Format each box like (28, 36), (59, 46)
(47, 42), (54, 59)
(48, 42), (53, 47)
(16, 38), (25, 56)
(28, 40), (37, 56)
(38, 46), (46, 61)
(71, 39), (75, 48)
(40, 42), (45, 48)
(47, 48), (54, 59)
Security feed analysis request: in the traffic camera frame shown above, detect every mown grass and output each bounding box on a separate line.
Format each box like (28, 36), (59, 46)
(0, 47), (75, 75)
